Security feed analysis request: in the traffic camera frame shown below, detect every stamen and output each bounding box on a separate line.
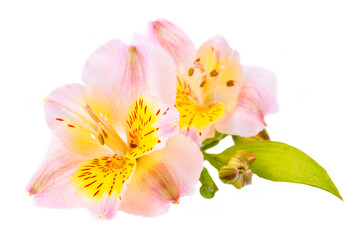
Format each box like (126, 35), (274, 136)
(210, 69), (218, 77)
(45, 99), (97, 131)
(102, 129), (108, 138)
(226, 80), (235, 87)
(98, 134), (105, 145)
(84, 104), (127, 154)
(188, 67), (194, 77)
(200, 81), (206, 87)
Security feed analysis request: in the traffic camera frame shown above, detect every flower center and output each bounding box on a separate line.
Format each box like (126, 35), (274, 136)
(71, 155), (136, 202)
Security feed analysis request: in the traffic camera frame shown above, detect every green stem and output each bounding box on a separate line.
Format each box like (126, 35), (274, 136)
(200, 132), (227, 151)
(202, 151), (226, 170)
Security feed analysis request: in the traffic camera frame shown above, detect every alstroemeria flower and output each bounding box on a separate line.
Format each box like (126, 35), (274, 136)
(27, 41), (203, 219)
(141, 19), (277, 144)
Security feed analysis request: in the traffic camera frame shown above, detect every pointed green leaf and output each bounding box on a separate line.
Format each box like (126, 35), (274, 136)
(199, 167), (219, 199)
(209, 141), (342, 200)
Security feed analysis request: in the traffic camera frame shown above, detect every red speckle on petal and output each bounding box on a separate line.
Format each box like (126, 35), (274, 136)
(68, 124), (75, 128)
(84, 180), (97, 188)
(56, 118), (64, 121)
(156, 109), (161, 116)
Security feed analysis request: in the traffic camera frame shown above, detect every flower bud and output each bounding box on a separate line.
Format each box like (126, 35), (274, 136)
(219, 150), (256, 189)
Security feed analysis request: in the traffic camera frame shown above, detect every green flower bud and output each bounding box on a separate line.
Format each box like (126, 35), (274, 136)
(219, 150), (256, 189)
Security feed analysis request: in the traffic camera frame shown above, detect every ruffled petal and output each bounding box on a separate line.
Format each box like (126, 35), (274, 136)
(44, 83), (126, 157)
(82, 40), (177, 117)
(119, 134), (203, 217)
(215, 66), (277, 137)
(125, 94), (179, 158)
(144, 19), (196, 72)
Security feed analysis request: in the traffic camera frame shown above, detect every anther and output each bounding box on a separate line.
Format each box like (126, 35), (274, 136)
(200, 81), (206, 87)
(226, 80), (235, 87)
(98, 134), (105, 145)
(210, 69), (218, 77)
(102, 129), (108, 138)
(188, 67), (194, 77)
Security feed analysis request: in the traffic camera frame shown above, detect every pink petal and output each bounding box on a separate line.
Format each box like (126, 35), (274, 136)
(44, 83), (121, 157)
(27, 137), (132, 219)
(197, 36), (236, 62)
(82, 40), (128, 101)
(119, 134), (203, 217)
(26, 137), (88, 208)
(82, 40), (177, 116)
(242, 66), (278, 115)
(215, 66), (277, 137)
(136, 44), (178, 108)
(144, 19), (196, 72)
(87, 195), (121, 220)
(180, 127), (213, 146)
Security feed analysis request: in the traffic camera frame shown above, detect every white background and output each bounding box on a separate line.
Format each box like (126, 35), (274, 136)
(1, 0), (359, 239)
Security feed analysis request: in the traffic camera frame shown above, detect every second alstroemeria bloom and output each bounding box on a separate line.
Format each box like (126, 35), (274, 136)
(27, 41), (203, 219)
(144, 19), (278, 144)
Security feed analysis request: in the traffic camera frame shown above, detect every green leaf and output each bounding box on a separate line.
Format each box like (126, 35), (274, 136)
(199, 167), (219, 199)
(209, 141), (342, 200)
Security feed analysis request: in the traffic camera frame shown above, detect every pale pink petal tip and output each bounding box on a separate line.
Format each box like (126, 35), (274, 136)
(88, 196), (120, 220)
(146, 19), (196, 71)
(26, 138), (86, 209)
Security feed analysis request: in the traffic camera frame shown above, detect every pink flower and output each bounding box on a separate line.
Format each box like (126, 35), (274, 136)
(140, 19), (278, 145)
(27, 41), (203, 219)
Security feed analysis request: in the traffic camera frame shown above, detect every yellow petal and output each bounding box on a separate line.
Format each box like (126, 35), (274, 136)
(176, 77), (225, 136)
(125, 94), (179, 159)
(71, 155), (136, 202)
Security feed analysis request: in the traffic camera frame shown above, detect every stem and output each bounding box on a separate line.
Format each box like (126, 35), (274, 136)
(200, 132), (227, 151)
(202, 151), (226, 170)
